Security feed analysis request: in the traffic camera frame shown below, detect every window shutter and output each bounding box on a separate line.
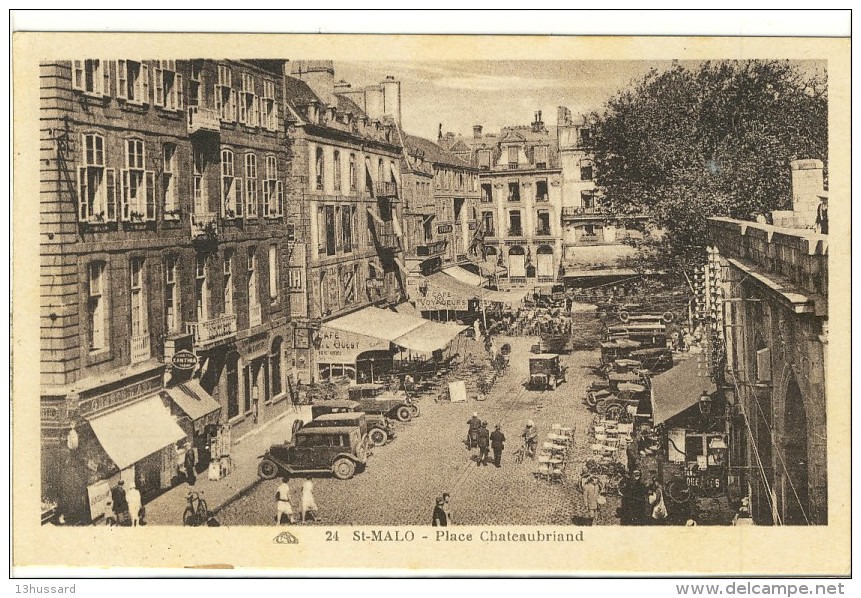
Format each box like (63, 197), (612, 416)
(238, 92), (246, 123)
(262, 180), (270, 217)
(153, 67), (163, 107)
(176, 73), (184, 110)
(256, 95), (262, 127)
(230, 88), (237, 122)
(102, 60), (111, 96)
(271, 102), (278, 131)
(72, 61), (84, 90)
(756, 348), (772, 383)
(235, 177), (243, 217)
(146, 171), (156, 219)
(106, 168), (117, 221)
(117, 60), (127, 99)
(78, 166), (88, 220)
(141, 63), (150, 104)
(277, 181), (284, 216)
(246, 178), (253, 216)
(121, 169), (130, 220)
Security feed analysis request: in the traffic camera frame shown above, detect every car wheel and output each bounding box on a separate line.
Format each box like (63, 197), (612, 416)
(332, 458), (357, 480)
(604, 403), (624, 420)
(618, 311), (630, 322)
(409, 404), (420, 417)
(257, 459), (279, 480)
(396, 406), (413, 422)
(662, 311), (675, 324)
(369, 428), (388, 447)
(291, 419), (304, 437)
(585, 392), (599, 408)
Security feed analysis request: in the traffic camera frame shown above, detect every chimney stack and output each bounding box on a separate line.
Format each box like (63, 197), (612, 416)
(438, 123), (443, 141)
(473, 125), (483, 139)
(291, 60), (336, 106)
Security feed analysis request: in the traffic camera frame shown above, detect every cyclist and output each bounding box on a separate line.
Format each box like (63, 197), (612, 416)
(522, 420), (539, 459)
(466, 412), (481, 449)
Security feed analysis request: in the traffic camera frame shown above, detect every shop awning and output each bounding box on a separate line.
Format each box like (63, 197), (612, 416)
(87, 394), (186, 471)
(426, 271), (483, 300)
(650, 357), (717, 424)
(393, 321), (467, 353)
(165, 380), (221, 434)
(324, 306), (426, 342)
(443, 265), (485, 287)
(483, 288), (530, 306)
(391, 301), (422, 318)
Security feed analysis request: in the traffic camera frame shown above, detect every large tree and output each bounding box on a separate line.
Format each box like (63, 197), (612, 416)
(594, 60), (827, 275)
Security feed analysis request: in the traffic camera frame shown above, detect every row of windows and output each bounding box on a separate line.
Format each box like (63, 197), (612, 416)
(480, 209), (555, 237)
(71, 60), (279, 132)
(434, 167), (476, 192)
(86, 247), (281, 355)
(77, 133), (285, 223)
(313, 147), (397, 195)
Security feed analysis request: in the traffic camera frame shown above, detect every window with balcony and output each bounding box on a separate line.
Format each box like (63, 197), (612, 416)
(581, 190), (596, 212)
(534, 145), (548, 169)
(478, 149), (491, 170)
(536, 179), (549, 202)
(188, 60), (202, 106)
(122, 138), (154, 221)
(377, 159), (385, 187)
(72, 60), (107, 96)
(261, 79), (278, 131)
(536, 210), (552, 236)
(349, 153), (357, 191)
(315, 147), (324, 191)
(165, 256), (179, 333)
(221, 149), (242, 218)
(117, 60), (149, 104)
(247, 248), (260, 322)
(87, 261), (108, 352)
(507, 145), (519, 169)
(162, 143), (178, 219)
(507, 182), (520, 202)
(78, 133), (116, 223)
(223, 251), (234, 317)
(154, 60), (183, 111)
(245, 153), (258, 218)
(263, 155), (283, 217)
(324, 205), (336, 256)
(238, 72), (258, 126)
(341, 205), (353, 253)
(193, 146), (207, 216)
(268, 244), (279, 304)
(196, 255), (209, 321)
(508, 210), (522, 237)
(481, 211), (495, 236)
(215, 65), (236, 122)
(481, 183), (493, 203)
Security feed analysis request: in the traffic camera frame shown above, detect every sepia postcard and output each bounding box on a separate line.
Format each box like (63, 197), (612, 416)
(11, 30), (851, 577)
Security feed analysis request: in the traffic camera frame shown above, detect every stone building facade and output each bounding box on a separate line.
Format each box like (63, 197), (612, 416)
(39, 59), (295, 522)
(708, 161), (829, 525)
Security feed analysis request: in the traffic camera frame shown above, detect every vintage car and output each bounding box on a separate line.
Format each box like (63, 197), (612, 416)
(533, 284), (566, 307)
(258, 425), (368, 481)
(356, 394), (419, 423)
(347, 383), (388, 401)
(528, 353), (566, 390)
(599, 338), (643, 368)
(307, 400), (396, 447)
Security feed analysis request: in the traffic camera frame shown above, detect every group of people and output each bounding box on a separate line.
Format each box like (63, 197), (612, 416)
(107, 479), (143, 527)
(275, 476), (319, 525)
(431, 493), (454, 526)
(618, 470), (668, 526)
(466, 413), (506, 467)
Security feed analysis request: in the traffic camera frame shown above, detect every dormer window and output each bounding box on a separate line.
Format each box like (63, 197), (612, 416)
(507, 146), (519, 169)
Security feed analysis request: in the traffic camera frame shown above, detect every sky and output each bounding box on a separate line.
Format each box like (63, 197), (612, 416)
(334, 60), (826, 143)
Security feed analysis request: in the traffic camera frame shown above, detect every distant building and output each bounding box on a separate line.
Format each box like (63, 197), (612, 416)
(708, 159), (829, 525)
(40, 59), (294, 522)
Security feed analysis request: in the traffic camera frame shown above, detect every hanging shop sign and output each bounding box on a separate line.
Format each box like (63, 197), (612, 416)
(414, 282), (470, 311)
(171, 350), (198, 371)
(317, 327), (388, 362)
(437, 224), (453, 234)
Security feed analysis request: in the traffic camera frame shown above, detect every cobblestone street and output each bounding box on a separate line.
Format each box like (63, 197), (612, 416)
(218, 336), (622, 526)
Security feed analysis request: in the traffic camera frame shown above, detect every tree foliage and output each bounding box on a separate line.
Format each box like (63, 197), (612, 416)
(593, 60), (827, 271)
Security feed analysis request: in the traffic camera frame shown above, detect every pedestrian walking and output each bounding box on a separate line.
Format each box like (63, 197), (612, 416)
(582, 474), (600, 526)
(431, 496), (448, 526)
(110, 479), (129, 526)
(275, 477), (295, 525)
(621, 470), (647, 526)
(301, 478), (319, 523)
(184, 444), (197, 486)
(490, 424), (505, 467)
(648, 480), (668, 524)
(815, 191), (828, 234)
(442, 493), (454, 525)
(126, 484), (142, 527)
(477, 422), (490, 466)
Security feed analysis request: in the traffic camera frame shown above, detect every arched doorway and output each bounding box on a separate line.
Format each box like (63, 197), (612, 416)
(536, 245), (554, 280)
(783, 373), (810, 525)
(270, 336), (283, 399)
(226, 351), (241, 420)
(356, 350), (393, 384)
(508, 246), (526, 279)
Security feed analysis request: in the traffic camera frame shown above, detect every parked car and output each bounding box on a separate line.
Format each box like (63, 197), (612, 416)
(258, 425), (369, 481)
(528, 353), (566, 390)
(308, 400), (396, 447)
(356, 394), (419, 423)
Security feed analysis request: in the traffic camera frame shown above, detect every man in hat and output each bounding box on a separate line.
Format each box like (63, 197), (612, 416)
(466, 412), (481, 449)
(476, 422), (490, 466)
(522, 420), (538, 459)
(490, 424), (506, 468)
(110, 479), (129, 526)
(621, 470), (647, 526)
(815, 191), (828, 234)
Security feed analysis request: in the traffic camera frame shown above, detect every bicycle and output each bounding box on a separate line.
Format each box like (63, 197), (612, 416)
(512, 441), (527, 465)
(183, 491), (209, 526)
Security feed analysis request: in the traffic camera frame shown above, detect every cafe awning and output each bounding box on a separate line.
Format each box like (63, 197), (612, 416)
(443, 265), (485, 287)
(324, 306), (426, 342)
(87, 394), (187, 471)
(164, 380), (222, 434)
(393, 321), (467, 354)
(650, 357), (717, 424)
(483, 288), (530, 306)
(426, 271), (482, 299)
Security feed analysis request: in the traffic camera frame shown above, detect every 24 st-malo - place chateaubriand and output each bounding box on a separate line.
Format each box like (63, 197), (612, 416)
(39, 58), (829, 529)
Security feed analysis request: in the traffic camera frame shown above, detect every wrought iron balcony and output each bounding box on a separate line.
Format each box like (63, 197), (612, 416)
(191, 212), (218, 240)
(375, 181), (398, 198)
(187, 106), (221, 136)
(561, 206), (601, 219)
(412, 240), (448, 257)
(186, 314), (237, 348)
